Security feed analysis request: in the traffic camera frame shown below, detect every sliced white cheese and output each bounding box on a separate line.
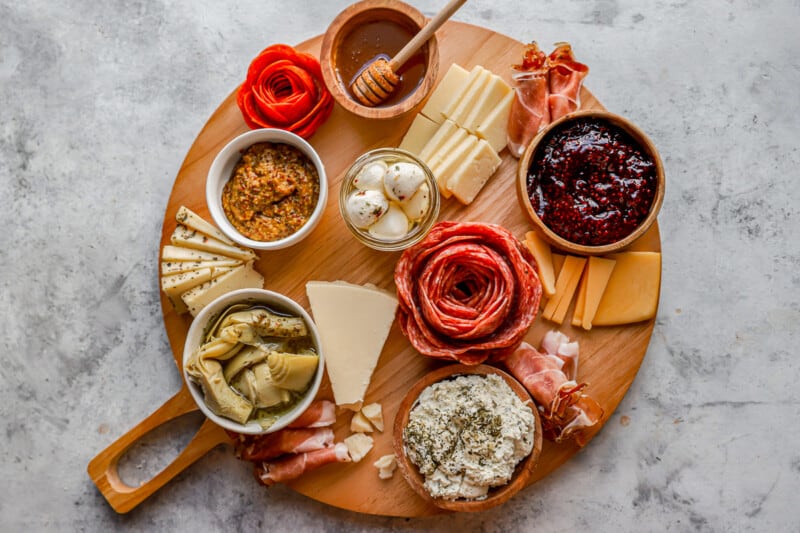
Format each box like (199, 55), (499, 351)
(418, 119), (458, 164)
(431, 134), (478, 197)
(182, 263), (264, 317)
(170, 225), (256, 262)
(305, 280), (398, 410)
(344, 432), (374, 463)
(447, 138), (502, 205)
(175, 205), (235, 246)
(460, 74), (512, 133)
(424, 126), (468, 175)
(475, 90), (514, 153)
(162, 245), (239, 263)
(398, 114), (439, 155)
(161, 258), (242, 276)
(419, 63), (469, 123)
(161, 267), (216, 294)
(442, 65), (487, 120)
(445, 67), (491, 125)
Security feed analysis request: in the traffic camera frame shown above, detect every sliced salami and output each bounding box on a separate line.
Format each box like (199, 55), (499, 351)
(394, 221), (542, 364)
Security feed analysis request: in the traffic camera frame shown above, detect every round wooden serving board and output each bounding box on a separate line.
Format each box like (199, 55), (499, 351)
(88, 21), (660, 517)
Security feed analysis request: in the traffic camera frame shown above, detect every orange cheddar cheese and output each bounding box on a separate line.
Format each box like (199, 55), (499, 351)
(581, 256), (617, 330)
(542, 255), (585, 323)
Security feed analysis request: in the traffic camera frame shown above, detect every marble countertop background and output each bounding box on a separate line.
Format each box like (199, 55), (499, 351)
(1, 0), (798, 531)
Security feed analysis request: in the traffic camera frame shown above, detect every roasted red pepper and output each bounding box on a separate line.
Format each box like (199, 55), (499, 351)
(236, 44), (333, 139)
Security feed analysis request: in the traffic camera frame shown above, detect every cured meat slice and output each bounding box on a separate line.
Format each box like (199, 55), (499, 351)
(395, 221), (541, 364)
(231, 427), (334, 462)
(547, 43), (589, 121)
(505, 339), (603, 446)
(287, 399), (336, 428)
(507, 42), (550, 158)
(254, 442), (351, 486)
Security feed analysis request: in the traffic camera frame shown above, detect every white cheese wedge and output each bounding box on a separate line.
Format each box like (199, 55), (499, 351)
(431, 134), (478, 197)
(161, 258), (242, 276)
(442, 65), (487, 119)
(361, 403), (384, 432)
(182, 263), (264, 317)
(418, 119), (458, 164)
(175, 206), (235, 246)
(161, 267), (216, 294)
(419, 63), (469, 123)
(475, 90), (514, 153)
(373, 454), (397, 480)
(460, 74), (512, 133)
(399, 114), (439, 155)
(161, 245), (239, 263)
(447, 139), (502, 205)
(445, 67), (491, 125)
(305, 280), (398, 410)
(170, 225), (256, 262)
(344, 433), (374, 463)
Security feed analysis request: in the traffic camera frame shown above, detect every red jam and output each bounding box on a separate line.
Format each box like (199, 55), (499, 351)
(526, 117), (657, 246)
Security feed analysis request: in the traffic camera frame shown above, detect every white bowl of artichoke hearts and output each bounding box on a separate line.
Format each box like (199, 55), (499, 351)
(183, 288), (324, 434)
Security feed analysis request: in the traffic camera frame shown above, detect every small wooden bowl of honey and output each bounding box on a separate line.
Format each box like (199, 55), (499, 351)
(320, 0), (440, 120)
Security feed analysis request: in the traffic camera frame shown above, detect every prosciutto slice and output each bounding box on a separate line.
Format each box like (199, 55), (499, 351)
(287, 400), (336, 428)
(255, 442), (351, 486)
(547, 43), (589, 121)
(232, 427), (334, 462)
(506, 42), (589, 158)
(505, 336), (603, 446)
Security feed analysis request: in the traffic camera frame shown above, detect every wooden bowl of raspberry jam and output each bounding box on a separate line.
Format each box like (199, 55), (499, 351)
(517, 110), (665, 255)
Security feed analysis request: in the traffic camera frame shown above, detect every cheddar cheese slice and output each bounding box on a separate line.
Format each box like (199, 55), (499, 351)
(447, 138), (502, 205)
(425, 126), (469, 175)
(542, 255), (586, 323)
(441, 66), (487, 120)
(418, 119), (458, 164)
(572, 268), (589, 327)
(431, 134), (478, 197)
(592, 252), (661, 326)
(461, 74), (512, 133)
(524, 231), (556, 297)
(446, 68), (491, 125)
(581, 256), (617, 330)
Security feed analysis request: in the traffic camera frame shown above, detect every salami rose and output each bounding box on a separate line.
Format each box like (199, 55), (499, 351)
(394, 221), (542, 364)
(237, 44), (333, 139)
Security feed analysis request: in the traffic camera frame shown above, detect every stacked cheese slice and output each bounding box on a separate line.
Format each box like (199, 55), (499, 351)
(161, 206), (263, 317)
(399, 64), (513, 205)
(524, 231), (662, 329)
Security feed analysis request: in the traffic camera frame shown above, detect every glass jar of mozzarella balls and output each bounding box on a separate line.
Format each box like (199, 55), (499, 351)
(339, 148), (440, 251)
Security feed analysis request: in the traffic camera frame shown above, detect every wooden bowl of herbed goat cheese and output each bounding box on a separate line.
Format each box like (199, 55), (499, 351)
(393, 364), (543, 512)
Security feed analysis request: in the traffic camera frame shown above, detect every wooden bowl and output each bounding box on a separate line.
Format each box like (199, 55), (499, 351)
(393, 364), (543, 512)
(516, 110), (665, 255)
(320, 0), (439, 120)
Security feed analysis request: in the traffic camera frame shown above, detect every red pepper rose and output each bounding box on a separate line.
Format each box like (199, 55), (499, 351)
(236, 44), (333, 139)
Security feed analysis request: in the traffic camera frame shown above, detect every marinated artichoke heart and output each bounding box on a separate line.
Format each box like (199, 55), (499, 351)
(187, 304), (319, 427)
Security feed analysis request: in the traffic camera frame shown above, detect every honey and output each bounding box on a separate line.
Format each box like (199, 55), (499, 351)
(336, 18), (427, 107)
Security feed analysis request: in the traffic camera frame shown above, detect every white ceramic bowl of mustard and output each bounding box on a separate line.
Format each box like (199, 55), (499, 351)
(206, 128), (327, 251)
(182, 288), (324, 435)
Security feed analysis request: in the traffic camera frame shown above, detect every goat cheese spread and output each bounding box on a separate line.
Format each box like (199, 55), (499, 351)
(403, 374), (535, 501)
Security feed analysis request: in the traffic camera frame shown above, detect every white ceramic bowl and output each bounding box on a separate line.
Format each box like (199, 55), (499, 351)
(182, 288), (325, 435)
(206, 128), (327, 251)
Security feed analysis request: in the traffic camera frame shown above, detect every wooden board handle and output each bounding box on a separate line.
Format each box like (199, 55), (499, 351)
(389, 0), (467, 70)
(87, 386), (229, 513)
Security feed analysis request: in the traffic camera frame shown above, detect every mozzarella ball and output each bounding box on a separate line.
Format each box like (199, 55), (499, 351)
(399, 183), (430, 221)
(368, 203), (410, 240)
(353, 161), (388, 191)
(383, 162), (426, 202)
(346, 189), (389, 229)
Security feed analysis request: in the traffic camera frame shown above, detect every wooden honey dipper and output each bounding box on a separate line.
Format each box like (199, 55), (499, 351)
(351, 0), (467, 107)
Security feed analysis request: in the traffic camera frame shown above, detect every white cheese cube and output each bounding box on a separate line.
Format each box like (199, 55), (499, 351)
(344, 433), (374, 463)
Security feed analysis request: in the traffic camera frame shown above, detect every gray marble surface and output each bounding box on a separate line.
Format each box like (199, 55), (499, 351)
(1, 0), (798, 531)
